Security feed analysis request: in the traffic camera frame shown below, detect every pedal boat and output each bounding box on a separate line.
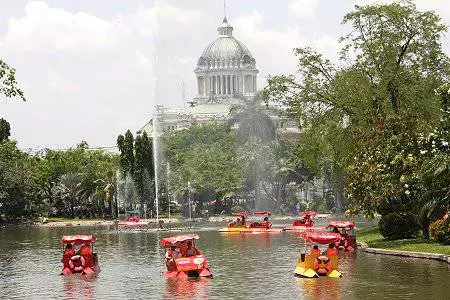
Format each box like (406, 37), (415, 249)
(118, 210), (148, 228)
(161, 234), (213, 278)
(294, 231), (342, 278)
(61, 235), (100, 275)
(284, 210), (325, 231)
(328, 220), (357, 252)
(218, 212), (282, 233)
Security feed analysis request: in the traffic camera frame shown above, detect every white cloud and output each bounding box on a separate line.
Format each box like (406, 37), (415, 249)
(289, 0), (319, 18)
(2, 1), (123, 54)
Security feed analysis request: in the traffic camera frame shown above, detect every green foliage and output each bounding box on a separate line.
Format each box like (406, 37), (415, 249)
(378, 212), (420, 240)
(0, 59), (25, 101)
(429, 217), (450, 245)
(230, 205), (245, 213)
(264, 1), (449, 225)
(0, 118), (10, 142)
(116, 130), (154, 210)
(0, 140), (38, 220)
(117, 130), (135, 176)
(0, 135), (119, 220)
(165, 123), (243, 205)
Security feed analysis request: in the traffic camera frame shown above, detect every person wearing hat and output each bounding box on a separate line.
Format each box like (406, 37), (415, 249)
(311, 243), (321, 255)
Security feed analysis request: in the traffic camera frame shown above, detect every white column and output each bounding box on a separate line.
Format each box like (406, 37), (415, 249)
(217, 75), (222, 95)
(231, 75), (235, 94)
(222, 75), (226, 94)
(216, 75), (219, 94)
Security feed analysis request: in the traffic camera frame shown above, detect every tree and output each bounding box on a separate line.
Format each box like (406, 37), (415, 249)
(117, 130), (135, 176)
(0, 59), (25, 101)
(165, 123), (243, 215)
(0, 140), (38, 220)
(53, 173), (85, 219)
(264, 1), (449, 225)
(0, 118), (10, 142)
(416, 85), (450, 237)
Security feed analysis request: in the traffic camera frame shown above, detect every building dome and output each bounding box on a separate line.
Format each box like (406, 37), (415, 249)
(197, 17), (255, 68)
(194, 17), (258, 104)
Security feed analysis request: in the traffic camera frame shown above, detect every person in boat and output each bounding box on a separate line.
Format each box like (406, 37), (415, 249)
(165, 246), (180, 271)
(326, 243), (338, 256)
(261, 216), (271, 229)
(235, 218), (242, 226)
(332, 226), (340, 234)
(303, 215), (313, 227)
(79, 244), (94, 267)
(62, 244), (75, 268)
(183, 241), (200, 257)
(311, 243), (321, 255)
(241, 216), (246, 227)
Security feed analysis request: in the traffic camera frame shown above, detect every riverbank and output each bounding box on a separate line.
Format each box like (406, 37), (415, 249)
(358, 227), (450, 256)
(26, 214), (332, 227)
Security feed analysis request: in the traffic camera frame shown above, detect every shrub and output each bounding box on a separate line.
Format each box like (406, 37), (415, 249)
(378, 212), (420, 240)
(429, 217), (450, 245)
(230, 205), (245, 213)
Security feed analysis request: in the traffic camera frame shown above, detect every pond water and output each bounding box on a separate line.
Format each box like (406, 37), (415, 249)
(0, 219), (449, 300)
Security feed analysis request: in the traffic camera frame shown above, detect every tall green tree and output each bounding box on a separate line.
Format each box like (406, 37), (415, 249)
(0, 140), (38, 219)
(264, 1), (449, 223)
(0, 118), (11, 142)
(165, 123), (243, 214)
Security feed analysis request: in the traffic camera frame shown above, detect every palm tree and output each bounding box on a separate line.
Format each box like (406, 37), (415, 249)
(228, 92), (276, 144)
(53, 173), (85, 219)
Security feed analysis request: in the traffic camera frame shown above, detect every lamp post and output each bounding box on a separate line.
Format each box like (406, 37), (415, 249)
(167, 163), (171, 220)
(188, 181), (192, 222)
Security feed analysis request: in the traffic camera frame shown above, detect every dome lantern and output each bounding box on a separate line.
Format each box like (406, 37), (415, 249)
(218, 17), (233, 37)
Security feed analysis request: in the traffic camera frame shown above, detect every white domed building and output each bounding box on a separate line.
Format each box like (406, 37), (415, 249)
(194, 17), (258, 104)
(141, 16), (298, 140)
(141, 17), (260, 134)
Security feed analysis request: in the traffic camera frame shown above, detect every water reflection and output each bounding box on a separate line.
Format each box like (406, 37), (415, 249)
(296, 277), (341, 300)
(63, 275), (97, 300)
(164, 278), (211, 300)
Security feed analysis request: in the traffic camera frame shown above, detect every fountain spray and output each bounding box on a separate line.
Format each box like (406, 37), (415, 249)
(152, 112), (159, 226)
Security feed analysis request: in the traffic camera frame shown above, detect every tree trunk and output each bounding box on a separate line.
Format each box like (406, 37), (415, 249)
(420, 215), (430, 239)
(70, 199), (75, 219)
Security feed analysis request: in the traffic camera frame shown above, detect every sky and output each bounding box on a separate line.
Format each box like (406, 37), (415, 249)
(0, 0), (449, 150)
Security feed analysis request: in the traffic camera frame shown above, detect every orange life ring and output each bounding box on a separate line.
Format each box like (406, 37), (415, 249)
(68, 255), (86, 273)
(314, 256), (331, 275)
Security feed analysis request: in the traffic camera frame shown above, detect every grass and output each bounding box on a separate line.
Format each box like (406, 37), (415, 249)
(358, 227), (450, 255)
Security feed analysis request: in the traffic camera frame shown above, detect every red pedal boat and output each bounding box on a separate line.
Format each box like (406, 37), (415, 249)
(118, 210), (148, 228)
(161, 234), (213, 278)
(61, 235), (100, 275)
(328, 220), (357, 251)
(284, 210), (325, 231)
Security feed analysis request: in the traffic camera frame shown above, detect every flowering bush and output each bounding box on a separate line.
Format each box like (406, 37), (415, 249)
(429, 217), (450, 245)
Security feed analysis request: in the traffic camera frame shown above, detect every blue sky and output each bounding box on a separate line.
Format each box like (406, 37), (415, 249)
(0, 0), (449, 149)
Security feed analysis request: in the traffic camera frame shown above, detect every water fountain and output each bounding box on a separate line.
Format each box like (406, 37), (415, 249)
(152, 110), (160, 225)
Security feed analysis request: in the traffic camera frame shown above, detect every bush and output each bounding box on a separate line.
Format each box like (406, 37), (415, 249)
(378, 212), (420, 240)
(230, 205), (245, 213)
(429, 217), (450, 245)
